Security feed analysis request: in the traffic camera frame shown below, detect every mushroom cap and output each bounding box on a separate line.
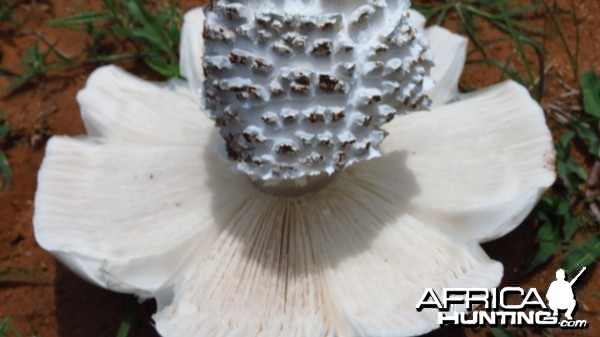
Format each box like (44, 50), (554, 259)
(202, 0), (434, 180)
(33, 7), (556, 337)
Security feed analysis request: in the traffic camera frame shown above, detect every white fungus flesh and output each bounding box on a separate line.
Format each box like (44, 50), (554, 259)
(202, 0), (434, 180)
(32, 6), (557, 337)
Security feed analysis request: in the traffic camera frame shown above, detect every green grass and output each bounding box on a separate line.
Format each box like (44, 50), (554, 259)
(526, 71), (600, 275)
(2, 40), (72, 90)
(47, 0), (182, 78)
(490, 327), (519, 337)
(0, 0), (182, 90)
(116, 299), (138, 337)
(0, 0), (18, 27)
(414, 0), (545, 100)
(0, 317), (21, 337)
(0, 316), (39, 337)
(0, 268), (46, 337)
(0, 266), (51, 284)
(0, 111), (11, 192)
(0, 0), (20, 87)
(542, 0), (580, 80)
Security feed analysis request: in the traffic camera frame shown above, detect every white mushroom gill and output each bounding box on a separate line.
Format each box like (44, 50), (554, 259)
(33, 3), (556, 337)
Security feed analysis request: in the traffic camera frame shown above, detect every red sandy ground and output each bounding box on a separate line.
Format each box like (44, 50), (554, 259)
(0, 1), (598, 336)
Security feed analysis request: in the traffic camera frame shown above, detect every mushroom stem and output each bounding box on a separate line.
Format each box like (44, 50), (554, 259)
(252, 172), (336, 197)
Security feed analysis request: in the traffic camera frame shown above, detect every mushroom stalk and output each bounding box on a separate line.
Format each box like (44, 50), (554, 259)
(252, 172), (336, 197)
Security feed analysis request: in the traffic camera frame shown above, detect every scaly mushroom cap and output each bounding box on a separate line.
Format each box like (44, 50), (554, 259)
(202, 0), (433, 180)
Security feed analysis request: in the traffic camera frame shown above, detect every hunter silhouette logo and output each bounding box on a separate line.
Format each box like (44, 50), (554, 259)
(416, 267), (589, 329)
(546, 267), (586, 320)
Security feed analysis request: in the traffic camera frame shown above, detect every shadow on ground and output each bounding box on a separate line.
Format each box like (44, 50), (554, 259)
(55, 264), (160, 337)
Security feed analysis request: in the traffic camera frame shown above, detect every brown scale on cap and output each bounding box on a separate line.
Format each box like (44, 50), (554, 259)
(336, 153), (347, 169)
(307, 109), (326, 123)
(290, 82), (310, 94)
(330, 108), (346, 122)
(216, 3), (246, 21)
(318, 75), (346, 93)
(252, 59), (273, 74)
(272, 42), (293, 56)
(269, 82), (285, 96)
(277, 142), (298, 155)
(229, 50), (251, 64)
(310, 39), (333, 56)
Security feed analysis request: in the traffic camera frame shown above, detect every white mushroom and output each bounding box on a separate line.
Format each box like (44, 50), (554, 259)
(34, 2), (556, 337)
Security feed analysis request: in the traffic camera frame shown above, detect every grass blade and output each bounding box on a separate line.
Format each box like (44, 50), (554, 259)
(47, 12), (110, 26)
(116, 299), (138, 337)
(467, 58), (526, 85)
(491, 327), (518, 337)
(561, 234), (600, 273)
(499, 3), (536, 96)
(0, 151), (12, 191)
(542, 0), (579, 81)
(582, 71), (600, 118)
